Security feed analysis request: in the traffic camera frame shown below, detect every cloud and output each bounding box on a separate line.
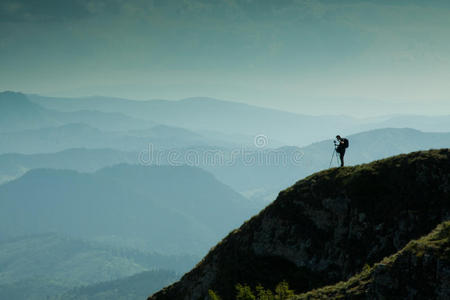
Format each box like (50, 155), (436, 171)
(0, 0), (102, 22)
(2, 0), (450, 24)
(0, 0), (327, 23)
(1, 0), (450, 106)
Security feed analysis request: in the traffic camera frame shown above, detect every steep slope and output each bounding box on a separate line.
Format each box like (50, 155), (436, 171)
(148, 149), (450, 300)
(0, 165), (255, 255)
(295, 221), (450, 299)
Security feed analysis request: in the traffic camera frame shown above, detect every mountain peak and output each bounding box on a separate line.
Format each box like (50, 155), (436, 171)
(148, 149), (450, 300)
(0, 91), (52, 131)
(0, 91), (34, 108)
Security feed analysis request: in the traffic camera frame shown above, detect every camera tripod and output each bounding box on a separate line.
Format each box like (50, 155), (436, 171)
(329, 142), (340, 168)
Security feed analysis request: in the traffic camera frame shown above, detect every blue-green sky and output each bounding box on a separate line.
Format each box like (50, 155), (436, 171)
(1, 0), (449, 116)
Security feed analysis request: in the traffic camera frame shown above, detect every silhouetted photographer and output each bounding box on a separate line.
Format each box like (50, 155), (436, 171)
(335, 135), (349, 167)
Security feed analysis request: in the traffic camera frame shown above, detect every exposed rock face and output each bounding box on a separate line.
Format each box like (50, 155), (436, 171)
(295, 221), (450, 299)
(148, 149), (450, 300)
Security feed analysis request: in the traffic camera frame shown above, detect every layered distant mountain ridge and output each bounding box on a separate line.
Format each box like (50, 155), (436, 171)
(0, 90), (449, 299)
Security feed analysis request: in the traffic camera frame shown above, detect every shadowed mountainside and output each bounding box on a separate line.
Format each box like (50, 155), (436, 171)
(294, 221), (450, 299)
(148, 149), (450, 300)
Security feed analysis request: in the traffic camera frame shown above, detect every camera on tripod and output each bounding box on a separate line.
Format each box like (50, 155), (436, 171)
(329, 140), (340, 168)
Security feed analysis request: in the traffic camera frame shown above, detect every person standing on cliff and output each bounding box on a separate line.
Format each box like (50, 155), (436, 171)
(335, 135), (349, 167)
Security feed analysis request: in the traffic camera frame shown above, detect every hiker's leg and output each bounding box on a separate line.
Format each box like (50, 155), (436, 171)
(340, 152), (344, 167)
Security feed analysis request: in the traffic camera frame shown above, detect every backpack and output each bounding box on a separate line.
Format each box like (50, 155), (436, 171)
(343, 138), (349, 149)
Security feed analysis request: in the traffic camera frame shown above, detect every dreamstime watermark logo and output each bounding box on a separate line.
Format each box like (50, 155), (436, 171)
(138, 135), (304, 167)
(254, 134), (269, 148)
